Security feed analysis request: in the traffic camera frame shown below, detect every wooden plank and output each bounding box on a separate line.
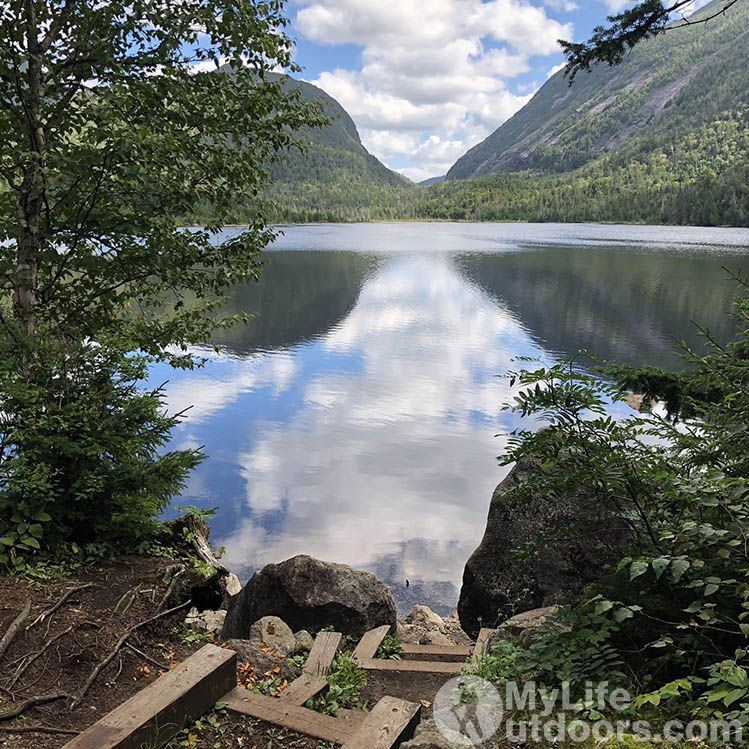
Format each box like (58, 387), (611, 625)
(279, 673), (328, 705)
(472, 628), (493, 659)
(305, 631), (342, 677)
(64, 644), (236, 749)
(223, 687), (354, 744)
(352, 625), (391, 662)
(400, 642), (471, 657)
(356, 658), (464, 674)
(336, 707), (368, 731)
(342, 696), (420, 749)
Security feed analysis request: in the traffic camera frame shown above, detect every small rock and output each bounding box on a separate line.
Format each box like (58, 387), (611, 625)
(418, 631), (453, 646)
(292, 629), (315, 653)
(224, 572), (242, 598)
(396, 606), (472, 647)
(406, 605), (445, 631)
(248, 616), (296, 655)
(502, 605), (557, 647)
(225, 638), (300, 682)
(623, 392), (653, 413)
(401, 717), (463, 749)
(184, 607), (226, 633)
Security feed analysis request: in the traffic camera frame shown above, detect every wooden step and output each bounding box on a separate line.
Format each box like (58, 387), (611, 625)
(279, 672), (328, 705)
(400, 642), (471, 657)
(63, 644), (236, 749)
(356, 657), (464, 674)
(223, 687), (354, 743)
(471, 628), (494, 660)
(342, 696), (420, 749)
(352, 625), (391, 662)
(305, 631), (343, 677)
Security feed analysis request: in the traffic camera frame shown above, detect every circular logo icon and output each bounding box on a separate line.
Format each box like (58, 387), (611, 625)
(433, 675), (503, 746)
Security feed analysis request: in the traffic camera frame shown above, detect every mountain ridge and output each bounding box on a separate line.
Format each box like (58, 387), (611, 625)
(446, 0), (748, 182)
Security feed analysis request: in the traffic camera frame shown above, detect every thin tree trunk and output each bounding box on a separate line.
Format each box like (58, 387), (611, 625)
(13, 0), (46, 337)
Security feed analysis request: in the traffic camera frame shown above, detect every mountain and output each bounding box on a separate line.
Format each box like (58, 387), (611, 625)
(245, 73), (411, 223)
(419, 0), (747, 225)
(448, 0), (748, 180)
(418, 175), (446, 186)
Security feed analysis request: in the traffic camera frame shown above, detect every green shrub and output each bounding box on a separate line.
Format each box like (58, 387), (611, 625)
(495, 276), (749, 723)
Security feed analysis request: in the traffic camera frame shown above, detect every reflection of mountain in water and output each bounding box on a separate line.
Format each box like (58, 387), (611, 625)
(456, 246), (742, 370)
(210, 251), (378, 355)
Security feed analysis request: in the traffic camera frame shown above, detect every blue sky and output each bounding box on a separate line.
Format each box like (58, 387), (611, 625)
(281, 0), (703, 181)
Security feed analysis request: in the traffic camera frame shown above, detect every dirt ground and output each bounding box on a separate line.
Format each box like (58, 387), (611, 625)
(0, 558), (463, 748)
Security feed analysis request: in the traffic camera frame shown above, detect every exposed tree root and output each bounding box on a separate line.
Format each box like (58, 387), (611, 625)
(70, 600), (191, 709)
(7, 621), (99, 691)
(0, 692), (70, 722)
(29, 584), (95, 630)
(0, 600), (32, 663)
(0, 725), (78, 735)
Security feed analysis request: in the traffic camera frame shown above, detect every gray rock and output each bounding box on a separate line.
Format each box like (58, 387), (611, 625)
(397, 607), (472, 646)
(502, 606), (557, 647)
(458, 457), (622, 636)
(184, 607), (226, 633)
(292, 629), (315, 653)
(248, 616), (296, 654)
(400, 718), (462, 749)
(223, 555), (397, 639)
(224, 572), (242, 598)
(224, 638), (300, 682)
(405, 605), (445, 630)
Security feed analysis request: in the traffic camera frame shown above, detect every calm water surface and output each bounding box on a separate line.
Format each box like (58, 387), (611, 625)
(151, 223), (749, 614)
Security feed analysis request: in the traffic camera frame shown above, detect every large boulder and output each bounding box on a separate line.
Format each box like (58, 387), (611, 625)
(223, 555), (397, 639)
(458, 459), (622, 636)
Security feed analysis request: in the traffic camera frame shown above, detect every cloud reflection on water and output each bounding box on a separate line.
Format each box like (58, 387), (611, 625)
(158, 252), (543, 614)
(153, 223), (748, 615)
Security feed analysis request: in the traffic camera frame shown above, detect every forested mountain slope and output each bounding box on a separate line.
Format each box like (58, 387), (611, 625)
(212, 73), (411, 223)
(447, 0), (748, 181)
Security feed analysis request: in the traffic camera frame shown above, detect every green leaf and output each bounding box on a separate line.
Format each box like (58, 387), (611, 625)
(652, 557), (670, 579)
(723, 688), (748, 707)
(671, 559), (690, 582)
(630, 560), (648, 580)
(704, 584), (719, 596)
(28, 524), (43, 539)
(616, 556), (633, 574)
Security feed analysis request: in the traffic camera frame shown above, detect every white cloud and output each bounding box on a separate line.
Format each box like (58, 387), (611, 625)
(544, 0), (580, 12)
(597, 0), (632, 11)
(217, 254), (536, 585)
(547, 62), (566, 78)
(294, 0), (572, 179)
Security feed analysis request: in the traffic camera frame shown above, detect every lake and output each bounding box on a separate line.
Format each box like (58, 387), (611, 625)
(150, 222), (749, 615)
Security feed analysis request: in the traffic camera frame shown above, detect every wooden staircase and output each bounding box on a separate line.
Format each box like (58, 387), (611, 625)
(64, 626), (494, 749)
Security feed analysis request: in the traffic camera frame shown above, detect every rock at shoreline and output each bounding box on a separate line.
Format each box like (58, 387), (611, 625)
(396, 605), (472, 646)
(222, 554), (397, 639)
(458, 458), (621, 636)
